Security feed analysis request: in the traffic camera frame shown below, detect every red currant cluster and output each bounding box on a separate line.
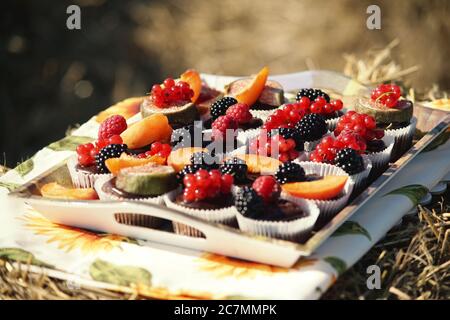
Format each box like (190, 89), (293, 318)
(263, 103), (307, 130)
(310, 134), (366, 163)
(182, 169), (234, 202)
(151, 78), (194, 108)
(301, 96), (344, 115)
(76, 135), (123, 166)
(249, 132), (299, 162)
(370, 84), (402, 108)
(252, 176), (280, 204)
(136, 142), (172, 159)
(334, 111), (384, 141)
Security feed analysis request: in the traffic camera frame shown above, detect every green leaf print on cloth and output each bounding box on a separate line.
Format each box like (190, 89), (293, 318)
(0, 248), (53, 268)
(89, 259), (152, 287)
(323, 257), (347, 276)
(422, 128), (450, 153)
(0, 181), (20, 192)
(385, 184), (429, 206)
(47, 136), (93, 152)
(14, 158), (34, 177)
(332, 221), (372, 241)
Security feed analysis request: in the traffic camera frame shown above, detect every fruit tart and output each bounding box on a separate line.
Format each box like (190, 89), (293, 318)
(355, 83), (416, 160)
(234, 176), (319, 241)
(164, 169), (238, 237)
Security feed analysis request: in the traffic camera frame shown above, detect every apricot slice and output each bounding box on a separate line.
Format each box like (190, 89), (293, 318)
(40, 182), (98, 200)
(105, 153), (166, 175)
(96, 97), (144, 123)
(167, 147), (206, 172)
(234, 154), (281, 174)
(180, 69), (202, 103)
(121, 113), (173, 149)
(281, 176), (348, 200)
(233, 66), (269, 106)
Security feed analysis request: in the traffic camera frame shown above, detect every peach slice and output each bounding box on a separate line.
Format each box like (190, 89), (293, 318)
(281, 176), (348, 200)
(234, 154), (281, 174)
(180, 69), (202, 103)
(40, 182), (98, 200)
(233, 66), (269, 106)
(105, 153), (166, 175)
(96, 97), (144, 123)
(121, 113), (173, 149)
(167, 147), (206, 172)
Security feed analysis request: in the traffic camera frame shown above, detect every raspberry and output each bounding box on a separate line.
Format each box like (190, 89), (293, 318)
(98, 115), (127, 140)
(211, 115), (238, 141)
(252, 176), (280, 203)
(226, 103), (252, 124)
(370, 84), (402, 108)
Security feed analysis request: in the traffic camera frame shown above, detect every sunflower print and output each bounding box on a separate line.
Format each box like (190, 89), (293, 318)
(19, 210), (132, 253)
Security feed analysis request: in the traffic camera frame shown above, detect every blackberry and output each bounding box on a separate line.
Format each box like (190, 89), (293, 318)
(271, 127), (304, 151)
(210, 97), (238, 121)
(234, 187), (265, 219)
(274, 161), (306, 184)
(176, 164), (204, 184)
(334, 148), (364, 175)
(296, 88), (330, 103)
(95, 144), (127, 173)
(190, 151), (219, 169)
(219, 157), (248, 183)
(295, 114), (327, 141)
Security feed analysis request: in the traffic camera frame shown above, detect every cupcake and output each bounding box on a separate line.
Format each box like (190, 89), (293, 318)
(234, 177), (320, 242)
(278, 161), (354, 221)
(355, 83), (416, 161)
(164, 168), (237, 238)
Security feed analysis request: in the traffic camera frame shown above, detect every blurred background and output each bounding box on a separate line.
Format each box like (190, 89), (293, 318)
(1, 0), (449, 167)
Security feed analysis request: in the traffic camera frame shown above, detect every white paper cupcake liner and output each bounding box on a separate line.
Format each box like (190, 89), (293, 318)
(164, 189), (238, 238)
(67, 155), (112, 189)
(385, 117), (417, 161)
(250, 109), (275, 123)
(94, 176), (168, 229)
(351, 155), (372, 191)
(236, 193), (320, 242)
(292, 161), (355, 220)
(237, 128), (262, 146)
(366, 135), (395, 175)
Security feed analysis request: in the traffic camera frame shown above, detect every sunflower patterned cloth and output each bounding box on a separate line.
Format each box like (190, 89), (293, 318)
(1, 75), (449, 299)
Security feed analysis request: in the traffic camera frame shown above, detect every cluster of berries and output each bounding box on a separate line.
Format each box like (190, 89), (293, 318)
(151, 78), (194, 108)
(249, 131), (299, 162)
(136, 142), (171, 159)
(182, 169), (234, 202)
(262, 103), (307, 130)
(252, 176), (281, 204)
(309, 134), (363, 164)
(211, 102), (252, 140)
(370, 84), (402, 108)
(77, 115), (128, 166)
(334, 111), (384, 141)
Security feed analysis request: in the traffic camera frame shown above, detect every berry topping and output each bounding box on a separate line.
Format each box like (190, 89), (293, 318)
(262, 103), (307, 130)
(211, 115), (238, 141)
(219, 157), (248, 183)
(296, 88), (330, 104)
(98, 115), (127, 140)
(310, 133), (366, 165)
(295, 113), (328, 141)
(274, 161), (306, 184)
(234, 186), (265, 219)
(190, 151), (219, 169)
(95, 144), (128, 173)
(210, 97), (238, 121)
(176, 164), (204, 184)
(151, 78), (194, 108)
(182, 169), (234, 202)
(225, 103), (253, 124)
(76, 142), (96, 166)
(370, 84), (402, 108)
(271, 127), (304, 151)
(252, 176), (281, 204)
(136, 142), (172, 160)
(334, 111), (384, 141)
(248, 132), (299, 163)
(334, 148), (365, 175)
